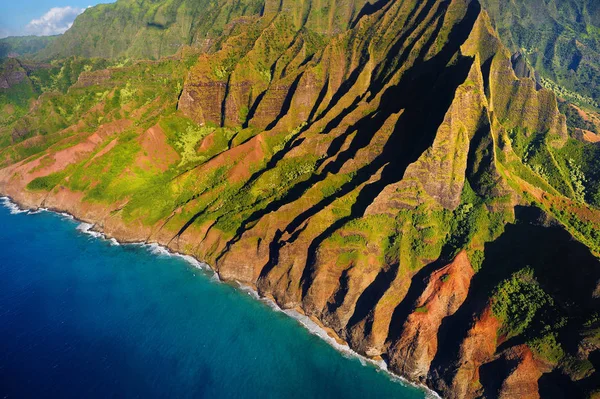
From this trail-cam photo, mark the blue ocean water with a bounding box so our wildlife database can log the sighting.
[0,200,427,399]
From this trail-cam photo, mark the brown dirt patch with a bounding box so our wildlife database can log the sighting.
[134,124,180,171]
[226,134,265,182]
[0,120,132,189]
[198,131,215,152]
[577,128,600,143]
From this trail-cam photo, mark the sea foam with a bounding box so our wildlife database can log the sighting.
[0,196,439,398]
[142,243,215,277]
[76,222,104,239]
[234,282,441,398]
[0,197,29,214]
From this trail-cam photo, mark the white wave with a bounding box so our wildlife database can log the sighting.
[284,308,355,358]
[0,195,440,397]
[237,283,261,298]
[233,281,441,398]
[76,222,93,232]
[76,222,104,239]
[58,212,74,220]
[235,282,357,360]
[177,254,211,273]
[128,241,147,248]
[145,242,171,256]
[28,207,48,215]
[140,242,215,274]
[289,306,441,397]
[0,196,28,214]
[235,283,282,313]
[282,307,440,393]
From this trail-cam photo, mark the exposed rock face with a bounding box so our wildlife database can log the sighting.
[388,251,475,381]
[434,306,501,399]
[73,69,111,88]
[495,346,546,399]
[0,59,26,89]
[1,0,600,398]
[179,79,228,126]
[511,52,541,89]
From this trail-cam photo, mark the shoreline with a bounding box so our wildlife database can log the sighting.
[0,194,442,399]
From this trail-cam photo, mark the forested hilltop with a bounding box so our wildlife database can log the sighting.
[0,36,58,58]
[481,0,600,108]
[1,0,600,398]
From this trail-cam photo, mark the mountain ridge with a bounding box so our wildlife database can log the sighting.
[36,0,376,60]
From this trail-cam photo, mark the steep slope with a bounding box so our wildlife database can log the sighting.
[480,0,600,107]
[0,35,58,58]
[37,0,373,60]
[0,56,113,145]
[1,0,600,398]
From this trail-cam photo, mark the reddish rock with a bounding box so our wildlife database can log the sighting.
[388,251,475,381]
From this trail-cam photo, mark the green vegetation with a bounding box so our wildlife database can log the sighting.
[492,268,554,337]
[560,102,599,134]
[445,181,508,268]
[482,0,600,106]
[529,332,565,364]
[0,53,191,167]
[36,0,356,61]
[0,36,58,58]
[0,56,112,134]
[69,133,142,202]
[160,115,221,166]
[26,171,67,191]
[553,138,600,207]
[492,268,567,363]
[551,205,600,253]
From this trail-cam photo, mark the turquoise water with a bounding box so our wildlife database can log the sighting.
[0,199,427,398]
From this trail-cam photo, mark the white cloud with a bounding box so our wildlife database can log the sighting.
[25,6,86,36]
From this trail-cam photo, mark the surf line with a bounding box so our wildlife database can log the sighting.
[0,195,441,399]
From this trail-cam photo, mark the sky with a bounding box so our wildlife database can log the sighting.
[0,0,115,38]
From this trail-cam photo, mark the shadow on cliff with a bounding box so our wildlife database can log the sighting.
[210,0,469,260]
[479,355,521,398]
[426,206,600,395]
[350,0,394,29]
[296,0,481,306]
[384,258,449,343]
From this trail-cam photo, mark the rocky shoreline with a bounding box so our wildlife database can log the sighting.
[0,193,441,399]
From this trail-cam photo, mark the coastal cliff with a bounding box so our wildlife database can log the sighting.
[1,0,600,397]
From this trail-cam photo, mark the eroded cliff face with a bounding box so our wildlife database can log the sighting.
[1,0,600,398]
[0,59,27,90]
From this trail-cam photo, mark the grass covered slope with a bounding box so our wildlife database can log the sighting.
[0,36,58,58]
[481,0,600,108]
[1,0,600,398]
[37,0,374,60]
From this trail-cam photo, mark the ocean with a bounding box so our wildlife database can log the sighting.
[0,198,427,398]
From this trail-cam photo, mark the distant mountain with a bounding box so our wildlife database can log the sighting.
[0,36,58,58]
[37,0,372,60]
[482,0,600,106]
[36,0,600,107]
